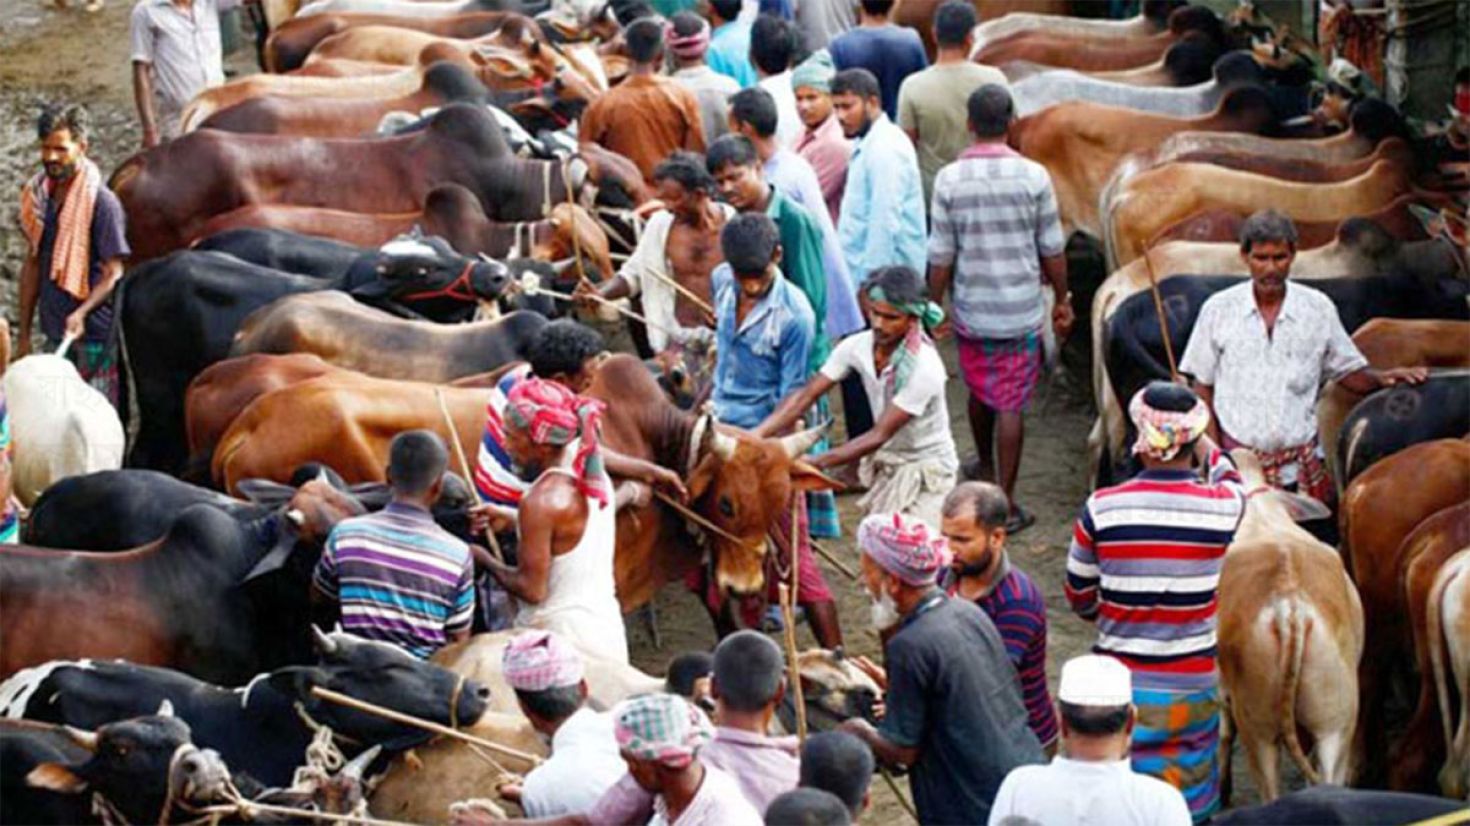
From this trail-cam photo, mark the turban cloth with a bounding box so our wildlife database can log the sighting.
[613,693,713,768]
[792,49,835,93]
[865,282,944,397]
[501,630,585,692]
[1128,385,1211,462]
[857,512,951,587]
[665,18,711,60]
[505,376,611,508]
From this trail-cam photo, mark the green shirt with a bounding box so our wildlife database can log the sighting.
[765,186,829,372]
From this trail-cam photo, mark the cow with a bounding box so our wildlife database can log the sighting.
[1337,371,1470,488]
[888,0,1073,58]
[1150,192,1451,250]
[1010,49,1266,118]
[1213,785,1470,825]
[0,630,490,789]
[1428,547,1470,798]
[2,356,124,508]
[1340,438,1470,783]
[975,0,1183,49]
[974,5,1224,71]
[296,0,506,19]
[180,64,437,135]
[265,11,515,71]
[0,713,232,825]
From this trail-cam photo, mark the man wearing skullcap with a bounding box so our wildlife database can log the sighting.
[1067,381,1246,823]
[791,49,851,226]
[613,693,762,825]
[668,12,740,143]
[840,511,1042,825]
[484,375,629,663]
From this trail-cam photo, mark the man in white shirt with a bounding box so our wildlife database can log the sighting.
[756,265,958,526]
[749,14,802,148]
[989,655,1192,826]
[130,0,239,146]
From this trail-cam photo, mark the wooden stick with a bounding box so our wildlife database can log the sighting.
[651,489,758,552]
[778,582,807,745]
[880,767,920,823]
[789,499,807,743]
[310,687,544,766]
[434,387,504,564]
[810,539,858,581]
[1139,245,1180,381]
[643,265,717,320]
[532,286,684,339]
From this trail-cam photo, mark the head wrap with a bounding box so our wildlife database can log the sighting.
[864,283,943,398]
[1128,384,1210,462]
[666,18,711,60]
[791,49,836,93]
[857,512,952,587]
[505,376,611,508]
[613,693,713,768]
[501,630,586,692]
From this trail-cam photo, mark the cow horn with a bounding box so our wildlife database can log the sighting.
[155,700,175,718]
[341,745,382,781]
[63,727,98,752]
[285,509,306,527]
[708,427,737,462]
[312,625,339,656]
[778,422,830,459]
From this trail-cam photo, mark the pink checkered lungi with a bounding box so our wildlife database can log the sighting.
[957,330,1043,413]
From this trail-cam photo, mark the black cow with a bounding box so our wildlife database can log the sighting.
[116,246,508,473]
[0,631,490,789]
[1337,370,1470,485]
[1212,785,1467,825]
[0,714,231,825]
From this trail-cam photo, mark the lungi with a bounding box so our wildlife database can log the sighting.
[805,395,840,539]
[857,454,957,528]
[956,330,1042,413]
[49,338,119,409]
[1221,432,1334,506]
[0,396,14,545]
[1132,683,1222,824]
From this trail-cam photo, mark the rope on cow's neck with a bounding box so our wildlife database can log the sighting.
[1139,242,1180,381]
[512,271,683,338]
[433,386,505,564]
[880,767,920,823]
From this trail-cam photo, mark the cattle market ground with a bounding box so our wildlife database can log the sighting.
[0,3,1301,821]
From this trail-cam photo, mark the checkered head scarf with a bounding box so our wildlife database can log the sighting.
[1128,382,1211,462]
[505,376,610,508]
[857,512,952,587]
[501,630,585,692]
[613,693,713,769]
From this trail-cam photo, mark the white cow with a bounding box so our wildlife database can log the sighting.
[295,0,492,18]
[3,355,124,507]
[1430,548,1470,799]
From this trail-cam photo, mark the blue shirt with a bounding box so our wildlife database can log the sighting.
[765,150,864,339]
[828,24,928,119]
[707,20,757,89]
[711,265,815,429]
[837,114,927,282]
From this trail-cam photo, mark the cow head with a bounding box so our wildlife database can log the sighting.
[472,29,600,121]
[373,232,513,310]
[686,419,843,596]
[26,713,232,824]
[776,648,882,734]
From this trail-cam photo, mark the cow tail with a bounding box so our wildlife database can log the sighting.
[112,275,140,454]
[1429,559,1462,752]
[1276,597,1321,784]
[212,426,248,492]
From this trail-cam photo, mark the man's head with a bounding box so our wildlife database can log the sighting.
[1238,208,1298,297]
[706,134,767,212]
[706,0,742,26]
[860,266,936,350]
[667,12,712,67]
[830,69,882,139]
[729,86,781,143]
[501,377,600,483]
[799,731,874,819]
[858,0,895,20]
[764,789,852,825]
[613,693,713,793]
[720,212,782,298]
[711,630,785,718]
[750,14,796,78]
[665,651,715,712]
[37,103,89,182]
[502,631,588,737]
[654,151,718,222]
[933,0,977,52]
[1128,381,1209,467]
[1057,655,1135,761]
[792,50,837,129]
[625,17,666,66]
[940,481,1009,580]
[385,430,448,503]
[528,319,606,392]
[967,83,1014,141]
[857,512,951,631]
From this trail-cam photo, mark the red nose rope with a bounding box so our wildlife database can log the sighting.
[401,260,480,304]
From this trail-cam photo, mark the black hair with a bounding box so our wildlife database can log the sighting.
[1457,67,1470,85]
[859,265,927,307]
[705,133,762,174]
[750,14,796,76]
[1211,51,1265,88]
[37,103,89,142]
[764,789,852,826]
[712,630,783,711]
[514,684,583,722]
[614,1,655,25]
[1166,5,1225,45]
[528,319,605,378]
[830,68,880,101]
[1348,96,1408,143]
[1060,701,1131,736]
[1162,34,1222,86]
[858,0,894,17]
[720,212,780,275]
[941,481,1010,530]
[1142,0,1187,25]
[967,83,1014,138]
[708,0,742,22]
[729,87,780,138]
[933,0,977,48]
[654,150,718,195]
[1237,208,1298,252]
[799,732,874,816]
[625,18,666,64]
[670,10,706,38]
[1139,380,1202,414]
[665,651,714,697]
[387,430,449,496]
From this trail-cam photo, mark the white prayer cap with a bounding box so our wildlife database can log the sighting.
[1057,655,1132,707]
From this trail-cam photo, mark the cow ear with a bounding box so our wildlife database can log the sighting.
[789,460,844,493]
[347,482,392,510]
[27,764,88,794]
[237,478,296,506]
[473,50,532,80]
[686,456,717,501]
[1272,490,1333,523]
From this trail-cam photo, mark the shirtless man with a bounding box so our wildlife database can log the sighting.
[578,152,733,353]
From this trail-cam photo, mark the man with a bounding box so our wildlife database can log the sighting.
[764,790,851,826]
[756,266,958,526]
[989,655,1192,826]
[799,731,874,821]
[1178,209,1426,504]
[667,12,740,144]
[312,430,473,659]
[927,84,1071,534]
[705,0,756,88]
[827,0,927,119]
[1066,382,1247,823]
[665,651,715,712]
[897,0,1009,202]
[938,482,1058,752]
[832,69,926,283]
[578,155,732,354]
[131,0,239,145]
[840,512,1043,825]
[483,376,628,663]
[794,0,853,53]
[749,15,801,148]
[791,50,851,226]
[0,321,14,545]
[17,104,129,407]
[579,17,705,183]
[612,693,762,825]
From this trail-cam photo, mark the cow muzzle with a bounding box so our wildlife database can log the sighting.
[714,537,770,597]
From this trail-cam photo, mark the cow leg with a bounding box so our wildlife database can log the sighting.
[636,603,661,651]
[1219,696,1235,808]
[1316,729,1352,787]
[1243,731,1282,803]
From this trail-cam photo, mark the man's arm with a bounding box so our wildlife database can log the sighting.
[485,477,579,604]
[1192,382,1220,444]
[839,717,920,767]
[602,448,687,499]
[63,258,124,341]
[1336,366,1430,394]
[777,314,814,402]
[132,62,160,149]
[1063,504,1101,620]
[925,177,957,338]
[1041,253,1072,340]
[755,372,836,438]
[813,404,912,469]
[16,252,40,357]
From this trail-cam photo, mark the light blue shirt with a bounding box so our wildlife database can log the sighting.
[707,20,757,89]
[765,149,865,339]
[711,264,815,429]
[837,113,927,283]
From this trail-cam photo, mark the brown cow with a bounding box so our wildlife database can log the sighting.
[1341,438,1470,782]
[264,10,514,71]
[1428,547,1470,798]
[894,0,1072,58]
[1149,192,1449,249]
[975,0,1180,49]
[180,64,431,133]
[973,5,1222,71]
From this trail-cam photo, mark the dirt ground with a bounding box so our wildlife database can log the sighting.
[0,2,1297,821]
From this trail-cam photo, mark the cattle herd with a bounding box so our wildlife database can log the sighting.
[1,0,1468,823]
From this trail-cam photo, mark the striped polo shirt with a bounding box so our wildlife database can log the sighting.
[1065,450,1246,691]
[313,502,475,659]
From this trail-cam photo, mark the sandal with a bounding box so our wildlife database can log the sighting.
[1005,506,1036,535]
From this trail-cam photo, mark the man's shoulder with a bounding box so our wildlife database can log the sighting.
[93,186,127,224]
[1198,280,1253,315]
[999,565,1046,611]
[1285,281,1339,314]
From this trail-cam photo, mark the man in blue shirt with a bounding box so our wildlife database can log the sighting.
[704,0,756,88]
[828,0,928,118]
[832,68,926,283]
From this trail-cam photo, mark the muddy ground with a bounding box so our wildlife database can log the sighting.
[0,2,1300,821]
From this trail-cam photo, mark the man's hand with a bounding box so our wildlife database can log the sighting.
[141,125,160,150]
[63,309,86,343]
[1380,366,1429,386]
[468,503,516,536]
[1051,298,1075,342]
[931,319,953,341]
[572,279,601,311]
[851,654,888,690]
[448,799,507,826]
[16,333,31,358]
[494,780,524,803]
[639,463,687,501]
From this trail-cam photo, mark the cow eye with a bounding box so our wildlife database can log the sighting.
[717,497,734,518]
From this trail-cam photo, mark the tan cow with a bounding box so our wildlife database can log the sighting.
[1430,548,1470,798]
[1218,451,1363,801]
[974,2,1177,50]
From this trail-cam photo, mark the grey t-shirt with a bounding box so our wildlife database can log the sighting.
[879,594,1044,825]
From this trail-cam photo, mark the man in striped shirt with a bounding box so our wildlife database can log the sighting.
[1065,382,1245,823]
[312,430,475,659]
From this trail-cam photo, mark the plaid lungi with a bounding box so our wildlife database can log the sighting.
[805,395,840,539]
[49,339,119,409]
[1132,684,1222,824]
[956,330,1042,413]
